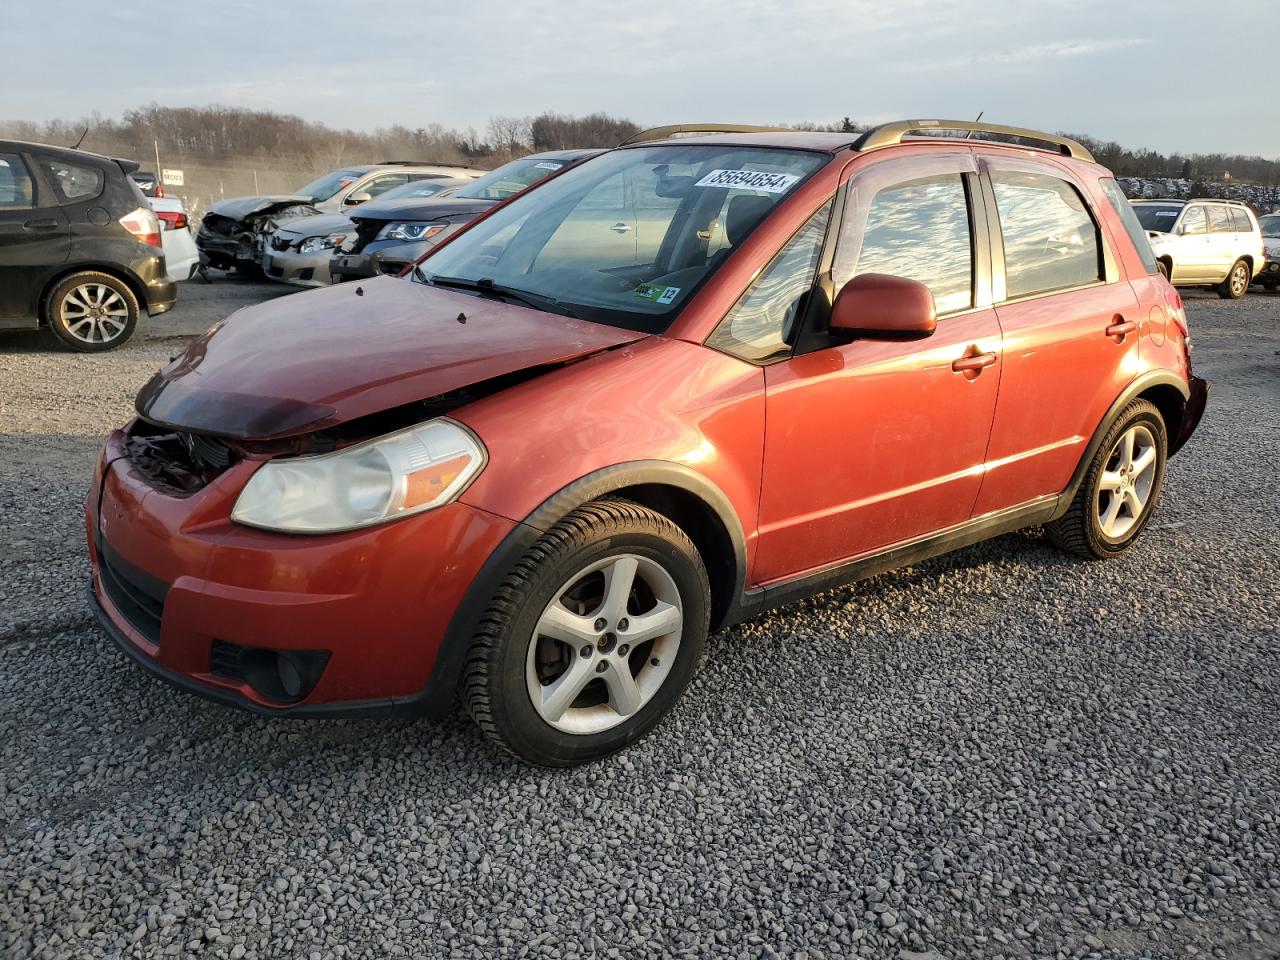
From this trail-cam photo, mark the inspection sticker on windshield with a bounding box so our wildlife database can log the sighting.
[694,169,801,194]
[633,283,681,304]
[534,161,563,170]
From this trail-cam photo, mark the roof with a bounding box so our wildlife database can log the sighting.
[621,130,854,152]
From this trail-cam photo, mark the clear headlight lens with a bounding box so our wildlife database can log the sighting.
[378,221,449,243]
[232,419,486,534]
[299,233,350,254]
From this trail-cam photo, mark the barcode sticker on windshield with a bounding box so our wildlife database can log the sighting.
[695,169,801,194]
[534,162,563,170]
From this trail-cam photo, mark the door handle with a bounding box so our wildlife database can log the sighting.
[610,222,632,235]
[1105,317,1138,342]
[23,218,59,231]
[952,352,998,373]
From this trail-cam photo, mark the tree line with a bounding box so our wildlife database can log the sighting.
[1,105,1276,186]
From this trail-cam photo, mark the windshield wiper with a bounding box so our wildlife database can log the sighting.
[425,274,577,318]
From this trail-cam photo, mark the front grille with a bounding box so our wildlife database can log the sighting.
[351,218,381,254]
[124,423,239,496]
[98,539,167,644]
[209,640,246,682]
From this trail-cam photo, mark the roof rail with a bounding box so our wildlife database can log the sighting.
[377,160,475,168]
[619,123,792,146]
[852,119,1095,162]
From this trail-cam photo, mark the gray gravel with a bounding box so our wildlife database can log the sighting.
[2,284,1278,959]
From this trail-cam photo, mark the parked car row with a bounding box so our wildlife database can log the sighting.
[86,120,1208,765]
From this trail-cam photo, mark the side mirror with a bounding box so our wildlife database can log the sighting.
[828,274,937,341]
[345,191,372,206]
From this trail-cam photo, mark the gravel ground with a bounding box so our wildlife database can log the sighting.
[1,283,1278,960]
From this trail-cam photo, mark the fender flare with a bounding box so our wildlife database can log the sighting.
[1053,371,1191,517]
[415,461,750,717]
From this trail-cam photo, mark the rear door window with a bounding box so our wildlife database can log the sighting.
[1207,206,1234,233]
[0,153,34,208]
[991,170,1101,299]
[39,158,104,203]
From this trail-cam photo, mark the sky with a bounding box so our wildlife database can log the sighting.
[5,0,1275,159]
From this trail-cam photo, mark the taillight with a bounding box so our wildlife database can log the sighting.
[156,210,189,231]
[155,183,164,198]
[119,207,162,248]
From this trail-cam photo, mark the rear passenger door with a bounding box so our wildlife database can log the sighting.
[970,153,1141,516]
[0,151,69,321]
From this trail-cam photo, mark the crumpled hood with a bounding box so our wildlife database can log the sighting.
[135,276,645,440]
[273,212,355,238]
[351,195,496,224]
[208,195,316,222]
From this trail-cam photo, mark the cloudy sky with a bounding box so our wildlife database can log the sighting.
[7,0,1275,157]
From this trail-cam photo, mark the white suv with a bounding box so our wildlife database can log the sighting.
[1131,199,1265,299]
[1256,213,1280,291]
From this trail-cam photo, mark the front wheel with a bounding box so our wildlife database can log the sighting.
[1217,259,1250,299]
[1046,399,1167,559]
[464,499,710,766]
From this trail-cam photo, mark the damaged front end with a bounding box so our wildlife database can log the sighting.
[196,197,322,273]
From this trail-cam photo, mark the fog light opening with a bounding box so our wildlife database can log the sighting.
[231,645,330,704]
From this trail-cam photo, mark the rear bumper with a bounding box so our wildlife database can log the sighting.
[86,432,515,717]
[1171,374,1209,455]
[132,251,177,315]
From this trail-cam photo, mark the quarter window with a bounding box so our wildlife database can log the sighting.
[1100,179,1157,275]
[992,171,1101,299]
[40,158,104,203]
[847,174,973,314]
[1228,208,1254,232]
[706,201,833,364]
[1207,206,1234,233]
[0,153,34,208]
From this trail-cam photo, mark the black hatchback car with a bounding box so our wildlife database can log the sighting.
[0,141,175,352]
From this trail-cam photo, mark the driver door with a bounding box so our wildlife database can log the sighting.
[753,153,1002,584]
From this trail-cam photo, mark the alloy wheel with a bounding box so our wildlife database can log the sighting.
[60,283,130,344]
[1231,262,1248,297]
[525,553,683,735]
[1095,423,1158,540]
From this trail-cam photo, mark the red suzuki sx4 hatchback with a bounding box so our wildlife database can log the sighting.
[88,121,1207,765]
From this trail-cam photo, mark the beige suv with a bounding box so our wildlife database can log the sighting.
[1131,198,1265,298]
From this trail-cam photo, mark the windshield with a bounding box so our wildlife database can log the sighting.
[295,168,362,202]
[1260,215,1280,239]
[376,179,459,202]
[453,156,580,202]
[1132,203,1184,233]
[417,145,828,333]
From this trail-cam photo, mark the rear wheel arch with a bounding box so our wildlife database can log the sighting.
[39,263,147,325]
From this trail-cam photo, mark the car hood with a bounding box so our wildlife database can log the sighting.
[352,195,497,224]
[135,276,646,441]
[274,212,355,238]
[208,195,316,222]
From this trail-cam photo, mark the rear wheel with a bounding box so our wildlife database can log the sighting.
[1217,258,1250,299]
[46,272,139,352]
[1046,400,1167,559]
[464,499,709,766]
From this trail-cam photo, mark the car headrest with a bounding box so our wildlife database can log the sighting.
[725,194,773,246]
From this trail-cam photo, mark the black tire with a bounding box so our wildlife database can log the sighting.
[1045,399,1167,560]
[464,499,710,766]
[1216,258,1250,299]
[45,271,139,352]
[1156,259,1170,280]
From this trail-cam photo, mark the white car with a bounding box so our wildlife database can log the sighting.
[1256,213,1280,291]
[1131,199,1265,299]
[148,196,199,282]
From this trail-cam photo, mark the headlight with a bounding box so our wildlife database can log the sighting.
[299,234,350,255]
[231,419,486,534]
[378,221,449,243]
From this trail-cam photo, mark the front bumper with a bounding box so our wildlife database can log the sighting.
[1252,259,1279,285]
[263,246,337,287]
[86,429,515,716]
[331,238,432,283]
